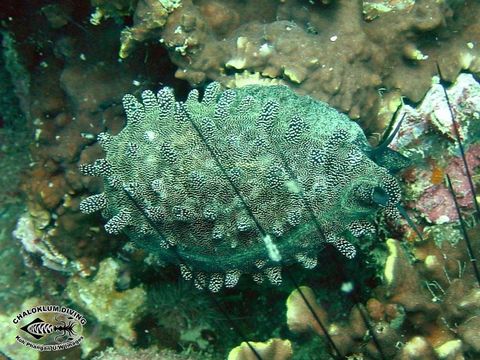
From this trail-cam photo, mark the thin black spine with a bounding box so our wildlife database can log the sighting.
[373,113,406,153]
[446,174,480,287]
[396,204,423,241]
[436,63,479,287]
[436,63,480,221]
[123,190,264,360]
[353,299,387,360]
[442,87,480,221]
[283,269,343,359]
[184,105,343,359]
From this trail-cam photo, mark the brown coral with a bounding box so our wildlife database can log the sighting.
[5,0,183,280]
[286,231,480,359]
[121,0,480,132]
[228,338,293,360]
[283,74,480,359]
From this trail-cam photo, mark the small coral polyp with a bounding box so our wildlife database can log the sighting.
[80,82,403,291]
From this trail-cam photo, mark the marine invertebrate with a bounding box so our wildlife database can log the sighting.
[5,0,183,283]
[4,1,479,357]
[278,74,480,359]
[80,82,407,292]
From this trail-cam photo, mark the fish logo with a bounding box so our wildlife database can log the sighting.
[20,316,78,342]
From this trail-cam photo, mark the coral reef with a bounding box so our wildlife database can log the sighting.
[120,0,480,129]
[2,0,480,358]
[286,233,480,359]
[2,2,221,357]
[391,73,480,225]
[117,0,182,59]
[281,74,480,359]
[228,338,293,360]
[90,0,137,25]
[66,257,147,352]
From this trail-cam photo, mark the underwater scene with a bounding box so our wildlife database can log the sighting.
[1,1,480,359]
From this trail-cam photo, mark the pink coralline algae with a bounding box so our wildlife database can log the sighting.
[391,73,480,225]
[416,144,480,224]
